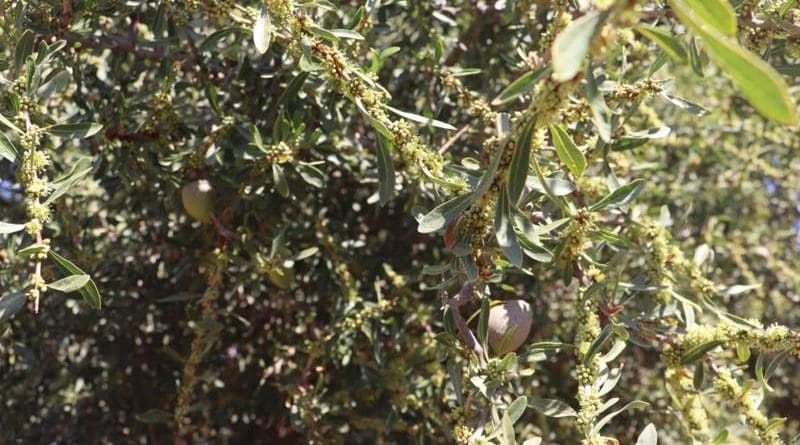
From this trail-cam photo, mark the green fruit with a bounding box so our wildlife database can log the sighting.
[488,299,533,355]
[267,266,295,290]
[181,180,214,223]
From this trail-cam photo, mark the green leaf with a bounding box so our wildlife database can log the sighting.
[756,353,774,392]
[0,292,25,323]
[17,243,46,258]
[549,125,586,177]
[670,0,797,125]
[15,29,35,72]
[385,105,456,131]
[585,67,611,142]
[525,176,576,197]
[693,362,705,390]
[308,25,340,43]
[0,221,26,234]
[272,163,289,197]
[0,131,18,163]
[417,192,474,233]
[296,163,325,188]
[199,27,238,52]
[551,10,608,82]
[635,424,658,445]
[669,0,736,37]
[48,250,102,310]
[0,113,23,134]
[660,94,709,116]
[528,396,577,418]
[473,138,509,200]
[528,341,575,352]
[492,65,551,105]
[593,401,649,433]
[47,274,91,293]
[635,25,688,64]
[355,98,393,140]
[508,119,535,203]
[495,186,524,267]
[376,137,395,206]
[329,28,365,40]
[135,409,172,424]
[501,412,516,445]
[45,157,94,204]
[590,178,646,211]
[680,340,724,365]
[582,324,614,366]
[688,37,705,77]
[278,72,309,107]
[478,297,490,349]
[45,122,104,139]
[709,430,729,444]
[507,396,527,424]
[253,6,273,54]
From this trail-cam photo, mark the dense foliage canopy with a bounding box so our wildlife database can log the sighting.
[2,0,800,443]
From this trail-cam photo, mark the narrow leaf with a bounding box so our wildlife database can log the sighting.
[46,122,103,139]
[635,25,688,64]
[48,250,102,310]
[376,137,395,206]
[0,292,26,323]
[47,274,91,293]
[417,193,474,233]
[45,157,94,204]
[552,11,607,82]
[0,221,26,234]
[495,186,524,267]
[661,93,708,116]
[386,105,456,131]
[0,132,18,163]
[636,423,658,445]
[492,65,551,105]
[680,340,724,365]
[507,119,535,203]
[670,0,736,36]
[670,0,797,124]
[253,6,273,54]
[549,125,586,177]
[528,397,577,418]
[590,178,646,211]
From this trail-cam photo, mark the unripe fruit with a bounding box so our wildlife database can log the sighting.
[181,179,214,223]
[487,299,532,355]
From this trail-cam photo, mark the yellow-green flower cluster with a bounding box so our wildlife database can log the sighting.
[630,218,714,304]
[441,71,497,126]
[264,4,447,180]
[665,367,710,437]
[573,285,603,443]
[663,322,798,369]
[175,248,226,426]
[607,78,662,107]
[714,368,785,445]
[561,208,596,264]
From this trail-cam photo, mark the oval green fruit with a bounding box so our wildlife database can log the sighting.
[488,299,533,355]
[181,179,214,223]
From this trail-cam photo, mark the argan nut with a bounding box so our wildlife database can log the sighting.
[488,299,533,355]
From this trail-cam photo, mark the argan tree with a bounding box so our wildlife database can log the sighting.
[2,0,800,444]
